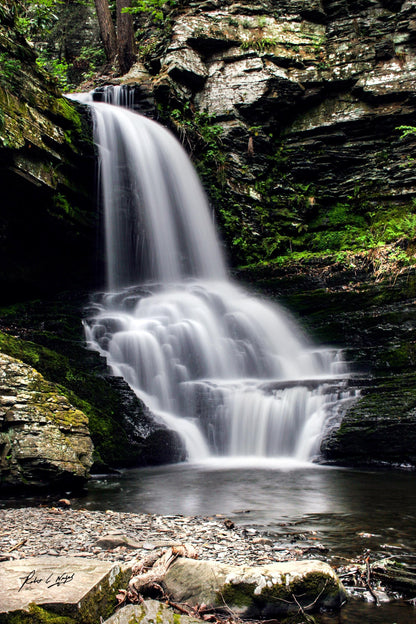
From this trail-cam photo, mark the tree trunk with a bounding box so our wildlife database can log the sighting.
[116,0,136,74]
[93,0,117,64]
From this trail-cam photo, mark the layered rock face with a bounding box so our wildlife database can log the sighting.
[122,0,416,265]
[0,0,96,302]
[0,352,93,489]
[112,0,416,468]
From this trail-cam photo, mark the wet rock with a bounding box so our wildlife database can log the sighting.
[0,1,95,302]
[163,557,346,616]
[0,353,93,490]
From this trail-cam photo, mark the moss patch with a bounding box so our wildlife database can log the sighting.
[0,328,139,468]
[219,582,257,608]
[3,604,76,624]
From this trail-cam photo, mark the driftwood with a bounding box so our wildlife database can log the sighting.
[339,552,416,601]
[371,558,416,595]
[127,544,198,601]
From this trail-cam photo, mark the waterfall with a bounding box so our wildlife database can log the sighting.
[76,91,356,463]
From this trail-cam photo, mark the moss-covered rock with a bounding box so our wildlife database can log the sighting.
[162,558,346,617]
[321,374,416,468]
[0,294,186,480]
[102,600,202,624]
[0,352,93,490]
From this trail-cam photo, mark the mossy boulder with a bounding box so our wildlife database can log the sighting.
[103,600,202,624]
[162,558,346,617]
[0,294,186,478]
[0,352,93,490]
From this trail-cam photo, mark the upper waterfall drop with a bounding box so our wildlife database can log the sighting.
[93,102,227,290]
[78,92,356,463]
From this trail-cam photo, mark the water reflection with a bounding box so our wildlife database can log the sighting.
[77,463,416,560]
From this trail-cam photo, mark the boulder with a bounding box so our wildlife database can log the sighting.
[163,557,346,617]
[103,600,201,624]
[0,352,93,490]
[0,556,130,623]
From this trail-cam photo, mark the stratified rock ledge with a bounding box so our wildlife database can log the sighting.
[0,353,93,490]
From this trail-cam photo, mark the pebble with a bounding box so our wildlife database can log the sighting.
[0,507,324,566]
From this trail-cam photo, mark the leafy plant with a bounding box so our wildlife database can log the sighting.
[0,53,23,87]
[122,0,177,24]
[397,125,416,139]
[16,0,61,39]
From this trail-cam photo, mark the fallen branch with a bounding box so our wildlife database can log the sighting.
[364,555,380,605]
[128,544,198,602]
[291,593,317,624]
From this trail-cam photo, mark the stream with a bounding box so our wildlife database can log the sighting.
[76,460,416,623]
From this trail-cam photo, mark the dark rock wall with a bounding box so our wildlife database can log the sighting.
[0,0,98,303]
[238,259,416,469]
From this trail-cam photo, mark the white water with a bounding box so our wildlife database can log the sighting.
[79,95,356,462]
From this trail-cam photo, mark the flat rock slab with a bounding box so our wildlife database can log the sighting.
[0,556,129,622]
[103,600,201,624]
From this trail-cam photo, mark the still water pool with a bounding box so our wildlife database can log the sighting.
[75,459,416,623]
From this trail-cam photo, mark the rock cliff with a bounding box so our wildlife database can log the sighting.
[102,0,416,469]
[114,0,416,268]
[0,352,93,489]
[0,0,97,303]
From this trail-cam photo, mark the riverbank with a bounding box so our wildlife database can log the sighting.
[0,505,349,623]
[0,506,325,567]
[1,503,416,624]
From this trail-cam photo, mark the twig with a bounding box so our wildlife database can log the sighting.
[7,539,26,553]
[302,580,329,611]
[291,593,316,624]
[364,555,380,605]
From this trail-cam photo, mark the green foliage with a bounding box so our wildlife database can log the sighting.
[36,53,71,90]
[0,53,23,88]
[240,37,278,51]
[16,0,104,90]
[123,0,177,24]
[397,125,416,139]
[16,0,61,40]
[170,104,226,181]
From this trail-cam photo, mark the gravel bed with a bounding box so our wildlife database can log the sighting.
[0,506,324,566]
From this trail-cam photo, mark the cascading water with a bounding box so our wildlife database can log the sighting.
[78,91,356,463]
